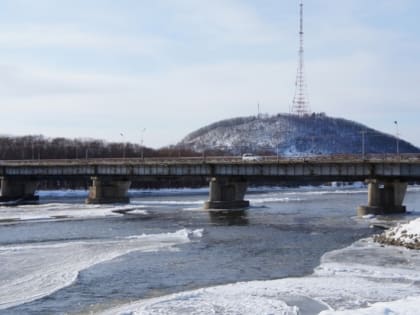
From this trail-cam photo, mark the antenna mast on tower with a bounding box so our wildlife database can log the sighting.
[291,0,311,116]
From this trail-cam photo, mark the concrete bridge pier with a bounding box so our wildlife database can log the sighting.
[204,177,250,210]
[358,180,407,216]
[86,177,131,204]
[0,177,39,202]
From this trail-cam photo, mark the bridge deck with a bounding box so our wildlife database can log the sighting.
[0,154,420,181]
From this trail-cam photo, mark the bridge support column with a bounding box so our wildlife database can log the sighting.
[86,177,131,204]
[204,177,249,210]
[0,177,39,202]
[358,180,407,216]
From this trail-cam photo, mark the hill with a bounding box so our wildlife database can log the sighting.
[178,113,420,156]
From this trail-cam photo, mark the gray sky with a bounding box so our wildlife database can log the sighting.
[0,0,419,148]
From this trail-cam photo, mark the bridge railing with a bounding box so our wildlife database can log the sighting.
[0,153,419,166]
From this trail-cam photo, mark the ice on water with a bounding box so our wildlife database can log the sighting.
[0,202,151,222]
[103,225,420,315]
[2,187,420,314]
[0,229,199,310]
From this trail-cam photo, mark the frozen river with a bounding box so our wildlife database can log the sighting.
[1,185,420,314]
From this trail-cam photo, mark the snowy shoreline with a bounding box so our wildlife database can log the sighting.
[373,217,420,250]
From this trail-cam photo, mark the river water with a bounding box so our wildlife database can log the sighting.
[1,185,419,314]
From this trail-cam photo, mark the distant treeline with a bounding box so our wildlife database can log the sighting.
[0,135,229,160]
[0,135,219,189]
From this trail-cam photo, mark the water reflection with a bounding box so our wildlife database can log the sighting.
[208,209,249,226]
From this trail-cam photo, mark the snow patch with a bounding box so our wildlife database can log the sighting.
[374,217,420,249]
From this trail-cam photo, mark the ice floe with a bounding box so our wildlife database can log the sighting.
[0,203,150,223]
[0,229,201,310]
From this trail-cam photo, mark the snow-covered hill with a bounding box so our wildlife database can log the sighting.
[178,113,420,156]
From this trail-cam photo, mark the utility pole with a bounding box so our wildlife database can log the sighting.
[394,121,400,155]
[140,128,146,160]
[120,133,126,159]
[361,130,367,159]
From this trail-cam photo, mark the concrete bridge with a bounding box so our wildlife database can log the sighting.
[1,154,420,216]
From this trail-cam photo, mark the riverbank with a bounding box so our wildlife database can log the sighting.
[374,217,420,249]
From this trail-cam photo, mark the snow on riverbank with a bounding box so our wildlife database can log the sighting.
[374,217,420,249]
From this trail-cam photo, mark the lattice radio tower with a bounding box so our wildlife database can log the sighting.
[291,0,311,116]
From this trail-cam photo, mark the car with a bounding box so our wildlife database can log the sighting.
[242,153,262,161]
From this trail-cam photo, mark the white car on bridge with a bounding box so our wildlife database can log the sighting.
[242,153,262,161]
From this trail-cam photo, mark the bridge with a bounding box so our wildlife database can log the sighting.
[1,154,420,216]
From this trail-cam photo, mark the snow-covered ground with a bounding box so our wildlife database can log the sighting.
[101,219,420,315]
[374,217,420,249]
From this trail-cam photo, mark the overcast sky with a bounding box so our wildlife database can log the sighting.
[0,0,419,148]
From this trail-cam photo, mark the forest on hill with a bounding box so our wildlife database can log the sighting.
[179,113,420,155]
